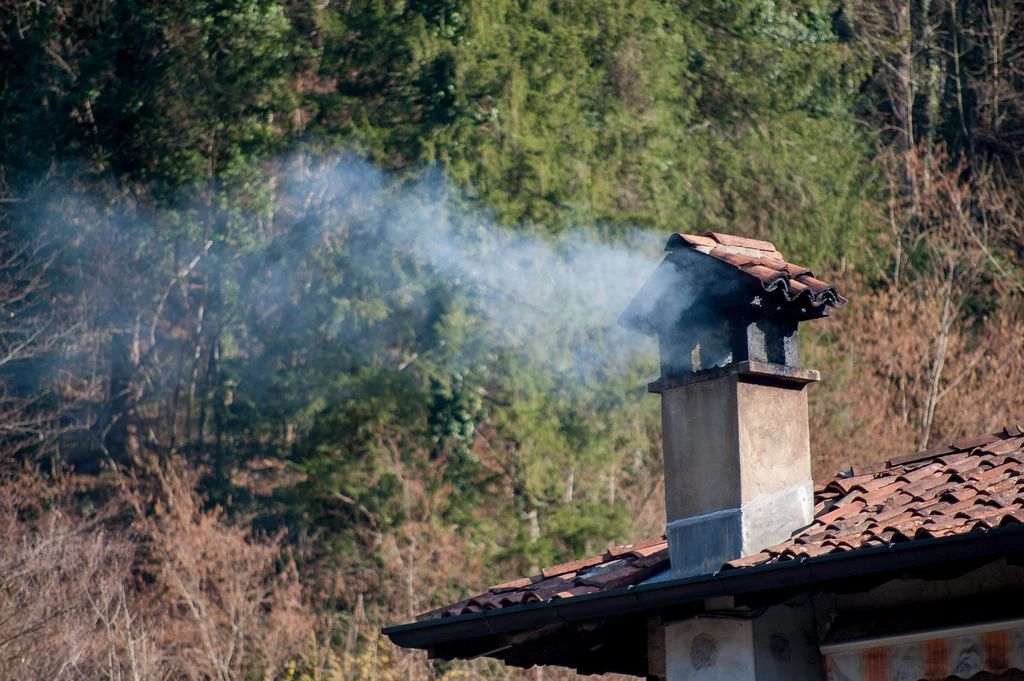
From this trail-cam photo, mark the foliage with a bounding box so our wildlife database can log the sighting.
[1,0,1024,678]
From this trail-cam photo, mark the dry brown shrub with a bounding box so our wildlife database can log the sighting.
[128,462,316,681]
[0,459,327,681]
[0,468,168,680]
[809,148,1024,475]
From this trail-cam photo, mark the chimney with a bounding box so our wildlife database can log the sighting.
[620,232,845,578]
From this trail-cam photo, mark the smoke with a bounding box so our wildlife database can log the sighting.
[17,153,674,411]
[270,155,667,381]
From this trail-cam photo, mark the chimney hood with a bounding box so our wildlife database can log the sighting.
[621,232,845,578]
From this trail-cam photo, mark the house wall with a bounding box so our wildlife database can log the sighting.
[661,601,822,681]
[652,561,1024,681]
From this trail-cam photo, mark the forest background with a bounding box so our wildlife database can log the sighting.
[1,0,1023,678]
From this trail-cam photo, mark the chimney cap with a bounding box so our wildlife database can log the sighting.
[666,232,847,310]
[619,232,847,338]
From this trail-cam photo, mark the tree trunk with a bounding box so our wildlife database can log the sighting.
[105,325,141,468]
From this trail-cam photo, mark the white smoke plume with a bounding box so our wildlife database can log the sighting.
[280,156,668,379]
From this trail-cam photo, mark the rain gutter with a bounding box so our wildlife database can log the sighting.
[382,523,1024,650]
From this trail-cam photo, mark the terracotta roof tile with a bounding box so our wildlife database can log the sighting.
[720,425,1024,572]
[541,554,606,578]
[705,232,778,252]
[677,234,718,250]
[489,577,534,594]
[417,424,1024,622]
[953,433,1002,450]
[416,539,669,621]
[980,435,1024,455]
[662,232,846,310]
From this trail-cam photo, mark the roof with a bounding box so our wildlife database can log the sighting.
[666,232,848,310]
[419,423,1024,621]
[416,537,670,621]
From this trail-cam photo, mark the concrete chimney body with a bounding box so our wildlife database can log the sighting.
[651,361,818,577]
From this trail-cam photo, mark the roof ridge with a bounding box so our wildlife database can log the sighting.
[884,426,1023,470]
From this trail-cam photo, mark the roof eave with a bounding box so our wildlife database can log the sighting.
[382,523,1024,650]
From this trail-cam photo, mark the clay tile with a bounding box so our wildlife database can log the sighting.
[937,452,971,465]
[417,603,459,621]
[940,487,978,504]
[974,461,1020,484]
[896,462,945,484]
[819,500,867,526]
[466,594,502,610]
[871,508,916,526]
[952,433,1002,451]
[902,473,954,496]
[489,576,534,593]
[890,444,956,467]
[1005,424,1024,437]
[551,586,600,600]
[981,436,1024,456]
[744,264,787,284]
[858,480,909,503]
[852,461,889,477]
[802,543,840,558]
[814,477,836,491]
[982,477,1018,495]
[941,497,985,515]
[796,276,834,295]
[786,278,810,293]
[780,262,813,278]
[957,504,1009,522]
[909,475,954,501]
[825,474,876,495]
[705,232,778,252]
[631,543,669,558]
[722,552,773,570]
[527,574,577,593]
[764,537,803,554]
[713,251,765,269]
[541,554,606,579]
[946,456,986,473]
[983,478,1019,496]
[676,234,718,249]
[743,257,788,273]
[986,492,1019,509]
[1000,510,1024,525]
[918,524,972,540]
[921,514,968,531]
[606,544,635,558]
[632,552,671,569]
[851,476,901,494]
[496,594,523,608]
[883,516,930,536]
[794,530,829,546]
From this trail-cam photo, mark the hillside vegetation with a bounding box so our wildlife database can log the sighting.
[1,0,1023,678]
